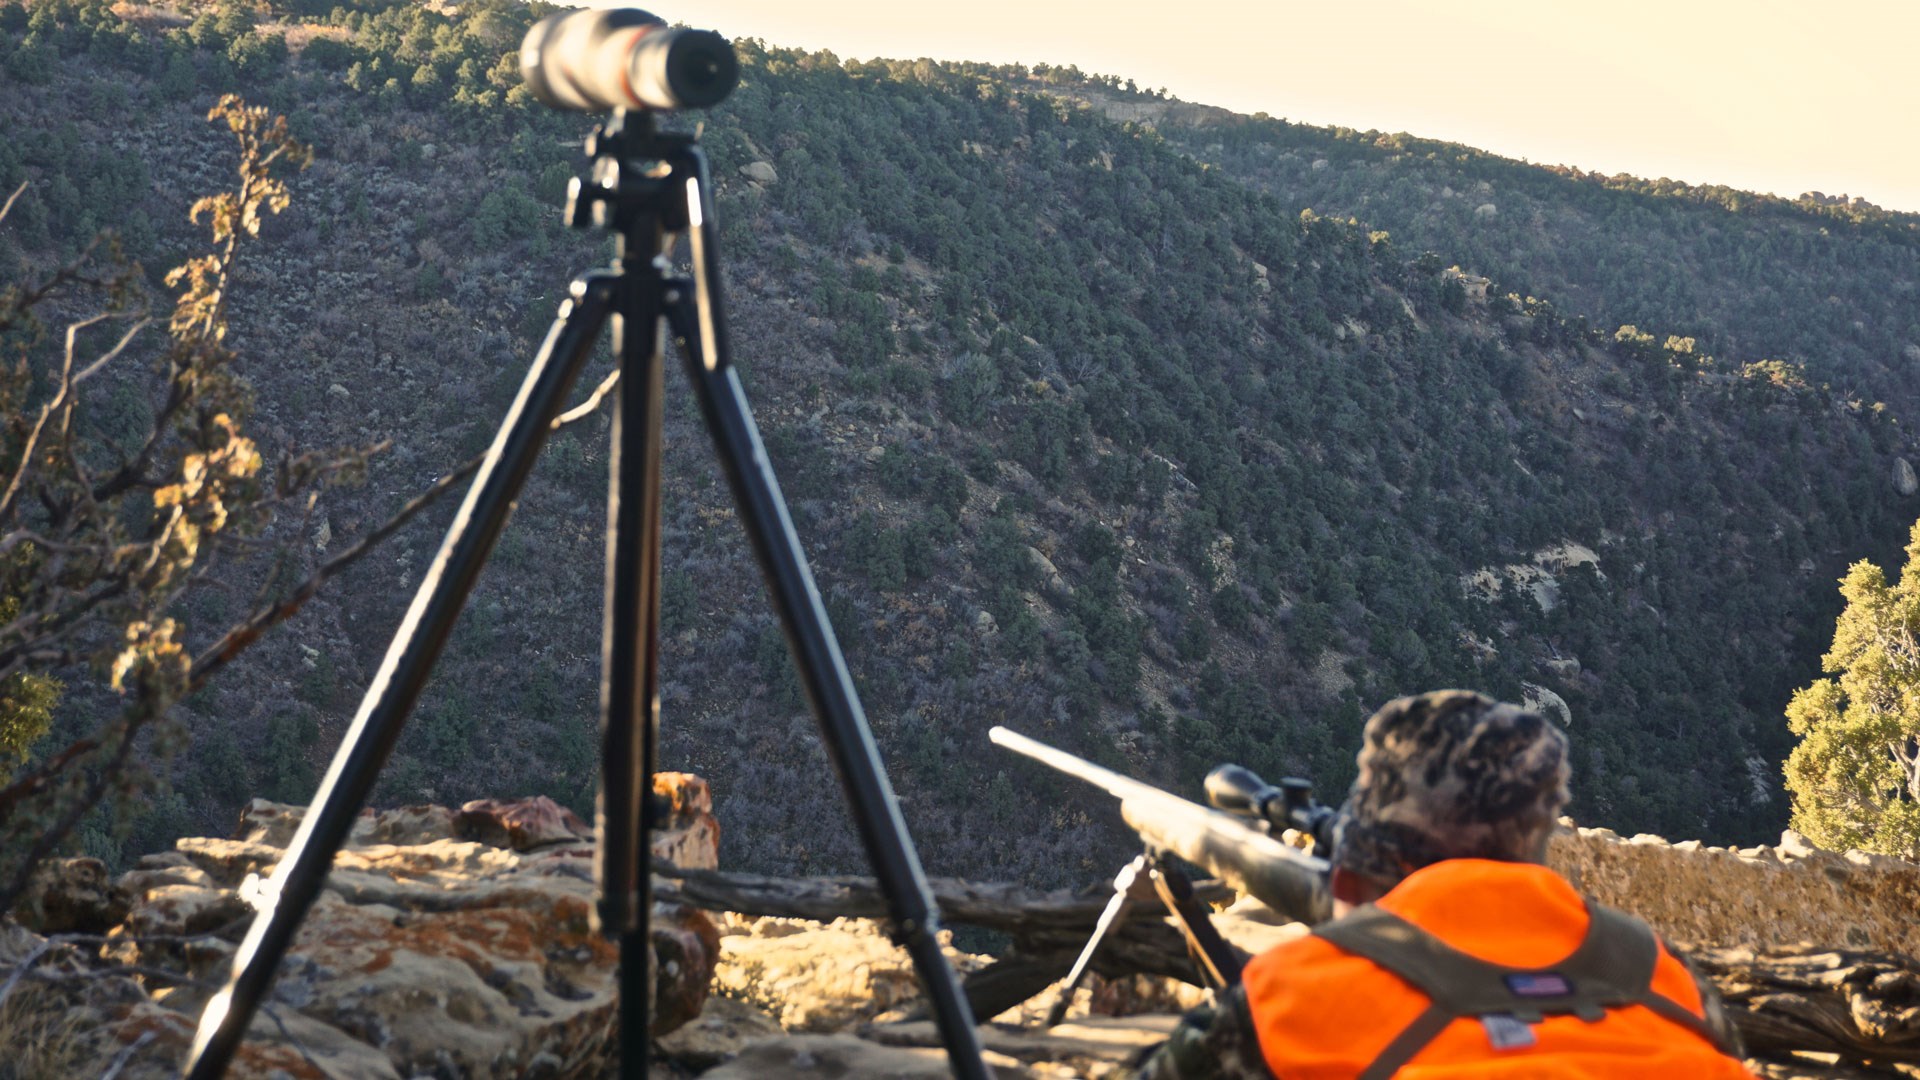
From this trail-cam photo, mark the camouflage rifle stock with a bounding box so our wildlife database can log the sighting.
[989,727,1333,926]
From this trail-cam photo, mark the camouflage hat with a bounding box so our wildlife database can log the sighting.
[1330,690,1570,885]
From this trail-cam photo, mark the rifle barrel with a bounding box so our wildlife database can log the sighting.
[989,726,1164,802]
[989,726,1333,925]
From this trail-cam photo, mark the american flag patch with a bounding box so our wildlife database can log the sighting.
[1504,972,1573,997]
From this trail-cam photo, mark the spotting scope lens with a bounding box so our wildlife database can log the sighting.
[519,8,740,113]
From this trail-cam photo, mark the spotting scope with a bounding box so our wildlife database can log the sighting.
[519,8,739,112]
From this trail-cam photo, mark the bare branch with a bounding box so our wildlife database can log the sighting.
[555,368,620,426]
[0,182,25,226]
[188,375,622,689]
[73,316,153,385]
[100,1031,157,1080]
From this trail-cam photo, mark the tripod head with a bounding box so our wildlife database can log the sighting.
[561,111,697,239]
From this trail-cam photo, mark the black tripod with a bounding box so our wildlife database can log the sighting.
[183,111,992,1079]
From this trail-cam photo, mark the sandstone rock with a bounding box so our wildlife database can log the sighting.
[1547,825,1920,957]
[454,794,591,850]
[654,771,721,871]
[235,798,457,850]
[64,786,726,1078]
[11,856,130,933]
[656,994,783,1070]
[703,1033,1031,1080]
[648,908,722,1037]
[739,160,778,183]
[715,918,929,1031]
[712,916,988,1032]
[1894,456,1918,496]
[1474,202,1498,219]
[872,1015,1181,1076]
[111,999,404,1080]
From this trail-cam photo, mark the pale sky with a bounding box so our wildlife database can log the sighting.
[639,0,1920,213]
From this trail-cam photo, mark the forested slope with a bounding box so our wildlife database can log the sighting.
[1128,101,1920,424]
[2,0,1915,887]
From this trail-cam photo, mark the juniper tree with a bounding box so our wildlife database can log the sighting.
[1784,520,1920,858]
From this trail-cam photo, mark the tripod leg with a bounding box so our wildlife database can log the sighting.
[597,268,670,1080]
[184,276,618,1079]
[662,151,993,1080]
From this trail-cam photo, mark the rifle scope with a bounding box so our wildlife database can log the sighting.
[1206,764,1339,852]
[519,8,739,113]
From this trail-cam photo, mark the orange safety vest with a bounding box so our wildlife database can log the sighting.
[1240,859,1756,1079]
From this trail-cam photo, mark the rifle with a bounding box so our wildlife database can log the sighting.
[988,726,1335,1022]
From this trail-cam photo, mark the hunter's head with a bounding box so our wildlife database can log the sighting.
[1330,689,1569,898]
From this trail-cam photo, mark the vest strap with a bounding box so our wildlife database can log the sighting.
[1355,1003,1452,1080]
[1312,898,1732,1073]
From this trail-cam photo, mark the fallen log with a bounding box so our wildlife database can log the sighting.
[653,863,1231,933]
[1689,944,1920,1070]
[653,864,1227,1018]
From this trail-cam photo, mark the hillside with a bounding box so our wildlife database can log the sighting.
[1127,98,1920,425]
[2,0,1918,890]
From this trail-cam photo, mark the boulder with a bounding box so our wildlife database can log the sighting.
[454,793,591,850]
[10,856,130,933]
[1521,681,1572,728]
[654,771,722,871]
[1473,202,1498,219]
[739,160,778,184]
[1894,456,1918,496]
[1026,545,1070,594]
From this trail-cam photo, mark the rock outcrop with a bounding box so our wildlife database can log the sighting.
[1895,456,1918,497]
[1548,824,1920,956]
[4,778,720,1078]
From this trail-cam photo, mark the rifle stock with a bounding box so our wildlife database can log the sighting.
[990,727,1333,925]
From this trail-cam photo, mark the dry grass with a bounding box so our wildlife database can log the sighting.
[0,984,96,1080]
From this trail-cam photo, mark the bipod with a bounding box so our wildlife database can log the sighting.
[1045,851,1244,1026]
[182,110,992,1079]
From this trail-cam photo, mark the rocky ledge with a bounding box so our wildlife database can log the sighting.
[2,777,721,1079]
[6,793,1920,1078]
[1548,822,1920,957]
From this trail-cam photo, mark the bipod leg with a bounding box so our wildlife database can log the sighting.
[1046,855,1154,1027]
[660,148,992,1079]
[184,277,618,1079]
[1147,861,1244,990]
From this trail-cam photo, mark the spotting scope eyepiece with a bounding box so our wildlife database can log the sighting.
[519,8,739,113]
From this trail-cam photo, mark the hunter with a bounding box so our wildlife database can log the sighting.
[1135,689,1755,1079]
